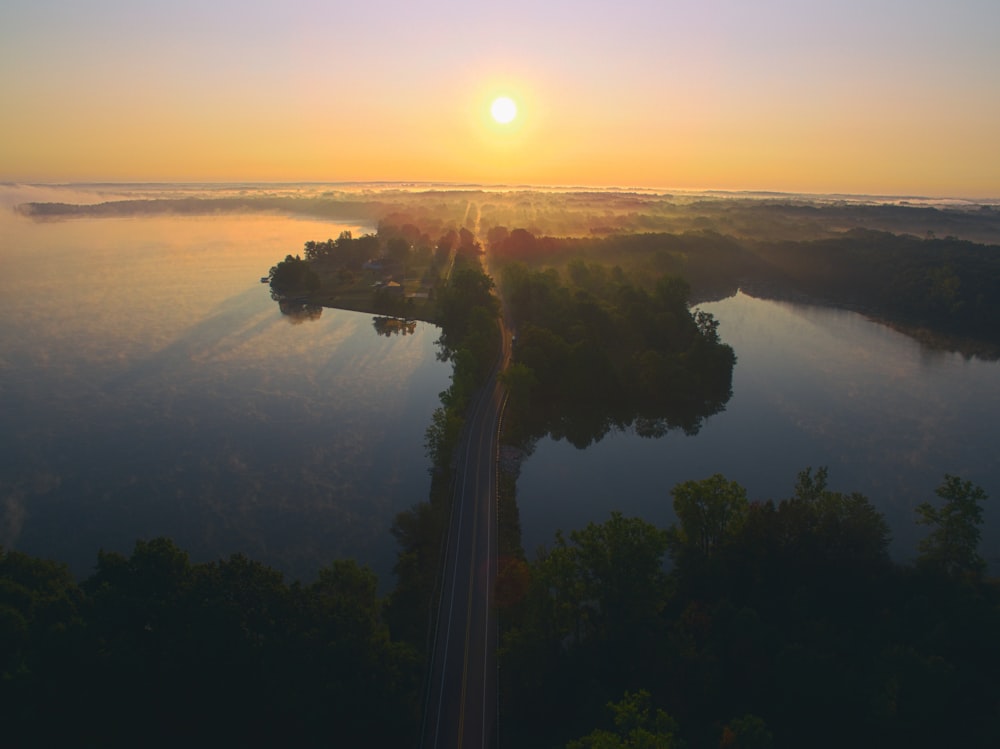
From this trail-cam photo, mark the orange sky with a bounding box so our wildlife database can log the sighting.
[2,0,999,198]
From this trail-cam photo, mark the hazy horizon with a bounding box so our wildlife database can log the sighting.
[3,1,999,198]
[5,181,998,207]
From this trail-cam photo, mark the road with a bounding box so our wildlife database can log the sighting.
[421,316,512,749]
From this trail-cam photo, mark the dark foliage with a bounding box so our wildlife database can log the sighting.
[499,260,735,448]
[500,471,999,749]
[301,230,381,271]
[268,253,320,296]
[751,230,1000,346]
[424,255,501,468]
[0,540,421,748]
[491,227,1000,356]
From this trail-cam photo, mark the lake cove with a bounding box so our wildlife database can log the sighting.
[515,291,1000,569]
[0,202,451,587]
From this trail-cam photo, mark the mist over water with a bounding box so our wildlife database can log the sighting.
[3,184,999,584]
[0,188,450,585]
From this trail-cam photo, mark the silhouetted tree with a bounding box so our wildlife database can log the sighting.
[567,690,684,749]
[268,254,320,295]
[916,474,989,576]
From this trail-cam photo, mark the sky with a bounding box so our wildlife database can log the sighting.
[2,0,999,197]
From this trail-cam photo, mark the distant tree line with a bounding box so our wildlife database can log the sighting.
[489,227,1000,356]
[21,192,1000,245]
[750,230,1000,347]
[499,470,997,749]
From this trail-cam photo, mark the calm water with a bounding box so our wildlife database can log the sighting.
[517,292,1000,568]
[3,187,999,584]
[0,189,451,585]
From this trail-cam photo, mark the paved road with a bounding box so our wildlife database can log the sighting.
[421,323,511,749]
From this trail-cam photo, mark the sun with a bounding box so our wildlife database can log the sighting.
[490,96,517,124]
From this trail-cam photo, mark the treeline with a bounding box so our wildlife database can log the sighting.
[389,250,502,674]
[751,230,1000,346]
[492,227,756,300]
[423,253,501,467]
[19,189,1000,245]
[490,226,1000,355]
[499,470,998,748]
[499,260,736,448]
[16,196,387,222]
[0,540,421,747]
[267,224,485,320]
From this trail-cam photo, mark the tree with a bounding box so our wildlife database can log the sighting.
[567,690,685,749]
[435,266,498,344]
[916,474,989,576]
[499,362,538,408]
[268,254,320,295]
[458,226,479,252]
[487,225,510,248]
[555,513,669,646]
[668,474,748,560]
[788,466,891,567]
[386,236,410,265]
[720,714,773,749]
[424,405,464,467]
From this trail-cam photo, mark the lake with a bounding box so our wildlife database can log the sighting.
[0,187,452,586]
[516,291,1000,569]
[3,185,998,585]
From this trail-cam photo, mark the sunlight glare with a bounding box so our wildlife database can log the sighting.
[491,97,517,124]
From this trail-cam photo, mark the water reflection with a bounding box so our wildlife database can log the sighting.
[516,292,1000,570]
[372,316,418,337]
[0,203,450,588]
[278,299,323,323]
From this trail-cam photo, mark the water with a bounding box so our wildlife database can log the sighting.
[0,190,451,585]
[4,186,999,582]
[517,292,1000,568]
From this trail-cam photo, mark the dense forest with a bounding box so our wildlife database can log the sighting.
[490,227,1000,357]
[498,470,998,749]
[0,541,421,747]
[3,471,993,748]
[498,259,736,448]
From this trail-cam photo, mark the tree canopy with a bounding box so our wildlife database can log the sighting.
[268,253,321,295]
[0,540,421,747]
[499,470,996,749]
[499,260,735,448]
[916,474,989,576]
